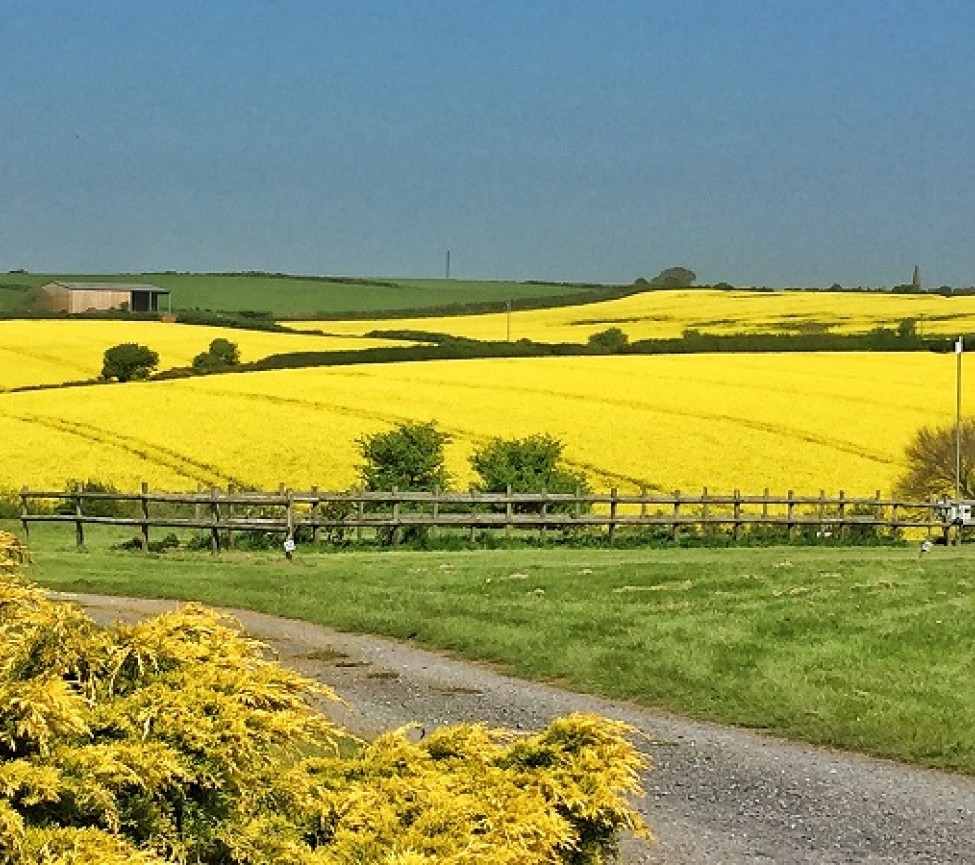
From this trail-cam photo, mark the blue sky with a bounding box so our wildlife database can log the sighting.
[3,1,974,287]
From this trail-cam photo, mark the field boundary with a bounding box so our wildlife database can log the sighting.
[17,483,954,551]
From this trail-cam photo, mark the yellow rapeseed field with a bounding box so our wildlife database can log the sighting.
[0,353,964,495]
[0,320,408,390]
[292,289,975,343]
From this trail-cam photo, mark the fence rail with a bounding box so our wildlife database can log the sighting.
[14,483,958,552]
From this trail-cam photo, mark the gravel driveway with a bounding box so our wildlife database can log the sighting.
[66,593,975,865]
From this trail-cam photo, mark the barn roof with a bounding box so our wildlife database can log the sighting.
[49,281,170,293]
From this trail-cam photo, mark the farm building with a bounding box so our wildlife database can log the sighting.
[38,281,171,314]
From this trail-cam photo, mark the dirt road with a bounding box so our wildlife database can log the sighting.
[68,593,975,864]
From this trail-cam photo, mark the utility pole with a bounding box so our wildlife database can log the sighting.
[445,250,451,280]
[506,299,512,342]
[912,264,921,292]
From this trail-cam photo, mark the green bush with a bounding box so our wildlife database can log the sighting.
[191,338,241,372]
[54,479,132,519]
[100,342,159,382]
[0,491,21,520]
[355,421,451,545]
[471,434,589,514]
[586,327,630,354]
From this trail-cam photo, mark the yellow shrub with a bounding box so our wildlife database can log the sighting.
[0,534,26,575]
[0,572,648,864]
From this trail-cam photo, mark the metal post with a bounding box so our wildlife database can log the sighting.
[956,336,963,500]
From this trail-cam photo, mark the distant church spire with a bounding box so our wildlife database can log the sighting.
[912,264,921,291]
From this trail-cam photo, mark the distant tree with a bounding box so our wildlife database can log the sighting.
[101,343,159,382]
[470,434,589,502]
[649,266,697,288]
[356,421,451,492]
[587,327,630,353]
[896,318,918,339]
[192,337,241,371]
[894,419,975,501]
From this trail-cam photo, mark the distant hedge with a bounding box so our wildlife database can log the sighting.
[150,327,969,381]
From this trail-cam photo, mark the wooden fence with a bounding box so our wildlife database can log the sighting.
[15,483,956,552]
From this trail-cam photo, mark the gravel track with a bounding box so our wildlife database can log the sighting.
[67,593,975,864]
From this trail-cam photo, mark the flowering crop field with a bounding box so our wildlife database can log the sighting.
[292,289,975,343]
[0,352,964,495]
[0,320,407,390]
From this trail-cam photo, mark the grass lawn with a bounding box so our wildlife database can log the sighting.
[17,524,975,774]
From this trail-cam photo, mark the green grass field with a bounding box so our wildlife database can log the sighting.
[17,524,975,774]
[0,272,602,317]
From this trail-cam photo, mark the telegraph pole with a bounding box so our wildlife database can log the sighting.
[445,250,451,280]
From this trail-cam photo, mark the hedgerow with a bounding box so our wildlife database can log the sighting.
[0,548,648,864]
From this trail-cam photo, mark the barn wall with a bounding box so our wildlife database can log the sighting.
[38,284,71,313]
[67,289,131,313]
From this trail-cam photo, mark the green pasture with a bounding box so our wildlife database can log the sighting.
[0,272,598,317]
[16,523,975,775]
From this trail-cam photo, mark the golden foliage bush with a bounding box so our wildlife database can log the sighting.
[0,533,26,575]
[0,570,648,864]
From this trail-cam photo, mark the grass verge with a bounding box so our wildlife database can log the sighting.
[18,527,975,774]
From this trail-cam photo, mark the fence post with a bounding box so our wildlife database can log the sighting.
[74,482,85,549]
[640,484,647,521]
[608,487,618,546]
[733,489,741,541]
[787,489,795,541]
[505,484,513,539]
[470,485,478,543]
[762,487,770,524]
[391,487,401,546]
[538,488,547,544]
[356,486,365,544]
[431,484,440,541]
[226,484,235,551]
[818,489,826,536]
[210,486,221,554]
[672,489,681,542]
[309,485,319,544]
[838,490,847,541]
[19,486,29,544]
[286,488,295,548]
[701,486,709,536]
[140,481,150,553]
[875,489,883,538]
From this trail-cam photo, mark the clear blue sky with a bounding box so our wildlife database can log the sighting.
[3,0,973,287]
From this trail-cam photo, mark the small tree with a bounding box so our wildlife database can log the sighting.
[587,327,630,354]
[471,434,589,514]
[356,421,451,492]
[101,343,159,382]
[893,418,975,501]
[192,337,241,372]
[648,266,696,288]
